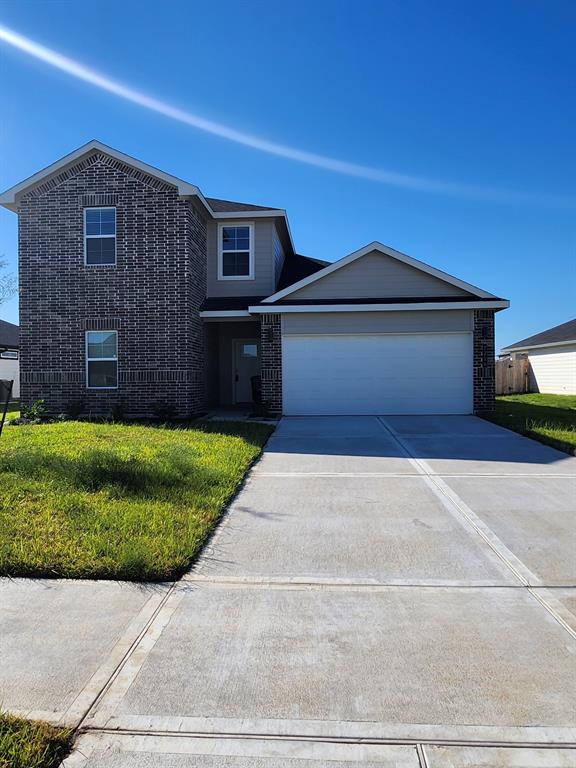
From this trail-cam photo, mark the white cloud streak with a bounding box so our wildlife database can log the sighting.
[0,23,572,206]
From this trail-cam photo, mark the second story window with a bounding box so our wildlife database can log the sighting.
[85,207,116,265]
[218,223,254,280]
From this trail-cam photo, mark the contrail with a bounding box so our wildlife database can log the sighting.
[0,23,572,205]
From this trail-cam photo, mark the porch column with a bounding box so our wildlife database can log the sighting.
[260,313,282,416]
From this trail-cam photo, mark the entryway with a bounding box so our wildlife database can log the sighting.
[233,338,260,404]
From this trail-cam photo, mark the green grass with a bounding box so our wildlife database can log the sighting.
[481,393,576,454]
[2,401,19,419]
[0,713,71,768]
[0,419,273,580]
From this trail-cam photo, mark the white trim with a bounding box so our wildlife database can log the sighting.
[502,339,576,353]
[217,222,255,281]
[85,330,118,390]
[0,140,206,212]
[84,206,116,266]
[249,300,510,314]
[199,310,252,319]
[262,241,499,303]
[0,350,18,359]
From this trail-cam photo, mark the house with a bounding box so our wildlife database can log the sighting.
[501,319,576,396]
[0,140,509,417]
[0,319,20,399]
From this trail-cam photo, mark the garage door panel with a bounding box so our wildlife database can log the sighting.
[282,333,473,415]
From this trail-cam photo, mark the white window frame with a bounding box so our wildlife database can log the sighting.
[84,207,117,266]
[0,350,18,359]
[85,330,118,390]
[217,222,254,280]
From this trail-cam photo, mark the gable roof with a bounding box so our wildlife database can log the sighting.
[277,253,330,291]
[262,241,502,304]
[0,140,206,212]
[0,319,19,348]
[502,318,576,352]
[0,140,297,254]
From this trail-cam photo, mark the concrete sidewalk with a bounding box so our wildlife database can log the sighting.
[1,416,575,766]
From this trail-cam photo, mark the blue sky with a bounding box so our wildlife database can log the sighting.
[0,0,574,350]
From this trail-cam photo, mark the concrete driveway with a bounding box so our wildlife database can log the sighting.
[3,416,575,767]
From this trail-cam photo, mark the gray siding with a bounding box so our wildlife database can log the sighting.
[282,310,474,335]
[288,251,473,300]
[273,222,286,286]
[207,218,276,297]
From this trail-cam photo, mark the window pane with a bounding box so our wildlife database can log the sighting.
[100,209,115,223]
[100,222,115,235]
[222,251,249,276]
[87,331,117,359]
[86,237,116,264]
[86,222,101,236]
[242,344,258,357]
[86,210,101,223]
[222,226,250,252]
[88,360,117,388]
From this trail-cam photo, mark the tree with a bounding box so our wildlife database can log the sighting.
[0,258,17,306]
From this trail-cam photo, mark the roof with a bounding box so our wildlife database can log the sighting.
[264,296,504,307]
[206,197,278,213]
[277,253,330,291]
[0,140,204,213]
[263,241,504,304]
[0,319,19,348]
[502,318,576,352]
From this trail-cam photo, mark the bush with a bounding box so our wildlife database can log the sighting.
[21,400,47,421]
[65,399,85,419]
[151,402,177,422]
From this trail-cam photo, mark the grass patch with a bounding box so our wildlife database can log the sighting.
[0,419,273,580]
[0,712,71,768]
[481,393,576,454]
[2,401,19,419]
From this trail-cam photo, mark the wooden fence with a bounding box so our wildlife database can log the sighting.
[495,355,529,395]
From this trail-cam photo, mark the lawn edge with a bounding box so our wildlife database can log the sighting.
[478,412,576,456]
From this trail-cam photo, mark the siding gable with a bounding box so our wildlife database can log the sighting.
[287,249,474,300]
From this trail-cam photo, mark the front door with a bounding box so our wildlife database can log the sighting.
[233,339,260,403]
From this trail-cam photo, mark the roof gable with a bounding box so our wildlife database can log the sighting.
[0,319,19,348]
[0,140,204,212]
[264,242,498,303]
[503,318,576,351]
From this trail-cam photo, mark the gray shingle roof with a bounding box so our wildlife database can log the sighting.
[503,318,576,350]
[206,197,279,213]
[0,319,19,348]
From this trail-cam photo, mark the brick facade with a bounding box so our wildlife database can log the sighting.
[18,152,207,417]
[473,309,495,412]
[260,313,282,415]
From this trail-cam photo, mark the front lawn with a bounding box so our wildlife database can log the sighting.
[0,419,272,580]
[0,713,71,768]
[481,393,576,454]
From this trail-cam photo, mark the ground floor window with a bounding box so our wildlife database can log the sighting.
[86,330,118,388]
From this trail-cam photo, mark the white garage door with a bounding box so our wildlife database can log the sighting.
[282,333,473,415]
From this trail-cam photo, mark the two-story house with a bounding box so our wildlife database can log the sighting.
[0,140,508,417]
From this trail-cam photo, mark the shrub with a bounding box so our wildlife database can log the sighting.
[21,400,47,421]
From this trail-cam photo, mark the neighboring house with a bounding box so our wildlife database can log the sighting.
[0,319,20,399]
[0,140,509,417]
[501,319,576,396]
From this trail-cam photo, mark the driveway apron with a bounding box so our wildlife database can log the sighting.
[44,417,576,764]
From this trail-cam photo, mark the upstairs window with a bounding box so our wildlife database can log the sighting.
[86,330,118,388]
[85,208,116,265]
[218,223,254,279]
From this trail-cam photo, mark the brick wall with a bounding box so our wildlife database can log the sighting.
[260,313,282,415]
[473,309,495,412]
[18,151,207,417]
